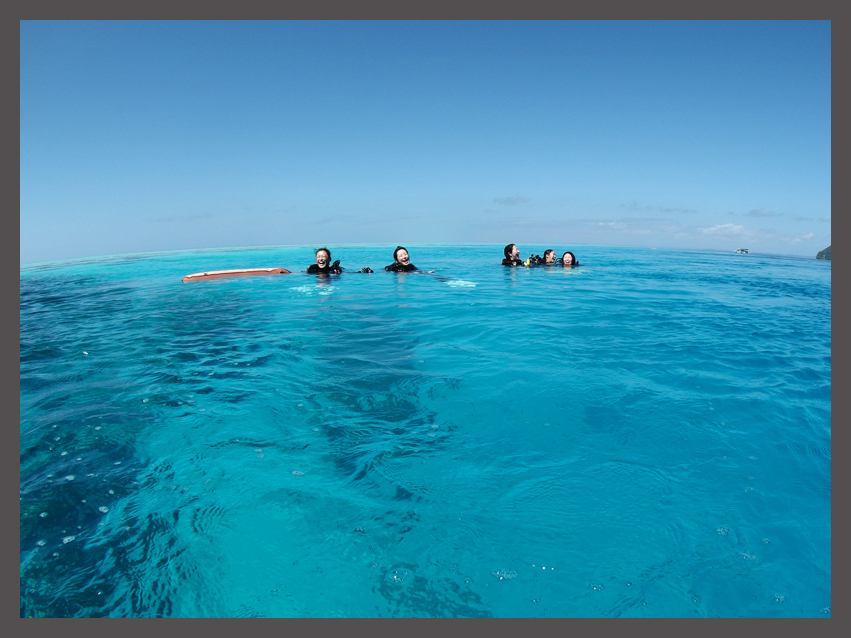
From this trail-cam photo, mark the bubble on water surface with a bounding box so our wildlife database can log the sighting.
[716,527,729,535]
[445,279,476,287]
[387,568,410,583]
[291,285,335,296]
[36,540,45,546]
[492,570,518,580]
[39,512,48,518]
[773,595,786,603]
[60,451,67,456]
[65,475,75,481]
[62,536,75,543]
[99,506,109,513]
[292,471,304,475]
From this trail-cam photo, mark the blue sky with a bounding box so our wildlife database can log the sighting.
[20,20,831,264]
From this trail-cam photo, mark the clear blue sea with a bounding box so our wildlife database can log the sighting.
[20,244,831,618]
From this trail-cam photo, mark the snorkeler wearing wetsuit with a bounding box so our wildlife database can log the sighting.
[306,247,343,274]
[502,244,524,267]
[384,246,418,272]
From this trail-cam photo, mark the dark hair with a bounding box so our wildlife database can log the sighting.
[393,246,408,262]
[543,249,556,261]
[562,251,577,265]
[315,247,331,259]
[504,244,517,259]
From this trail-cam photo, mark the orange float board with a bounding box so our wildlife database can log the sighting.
[182,268,291,283]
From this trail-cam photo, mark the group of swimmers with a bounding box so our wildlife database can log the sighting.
[501,244,580,268]
[304,245,581,274]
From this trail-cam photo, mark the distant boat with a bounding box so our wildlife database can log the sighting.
[735,248,749,254]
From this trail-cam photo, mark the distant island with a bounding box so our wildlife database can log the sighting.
[816,245,831,260]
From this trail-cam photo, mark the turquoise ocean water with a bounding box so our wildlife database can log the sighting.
[20,245,831,617]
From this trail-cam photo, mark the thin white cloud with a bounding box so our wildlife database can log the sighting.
[659,206,696,214]
[595,219,666,236]
[785,231,815,243]
[743,208,783,218]
[147,212,215,223]
[699,223,748,236]
[494,196,530,206]
[621,201,696,214]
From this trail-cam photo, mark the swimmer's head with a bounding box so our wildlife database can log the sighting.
[315,247,331,267]
[543,249,556,264]
[562,251,576,266]
[394,246,410,265]
[504,244,519,260]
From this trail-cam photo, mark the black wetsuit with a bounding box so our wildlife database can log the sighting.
[384,263,418,272]
[502,258,524,267]
[306,260,342,274]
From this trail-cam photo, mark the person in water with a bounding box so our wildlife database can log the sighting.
[527,249,557,266]
[306,247,342,274]
[502,244,524,267]
[385,246,418,272]
[561,251,579,267]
